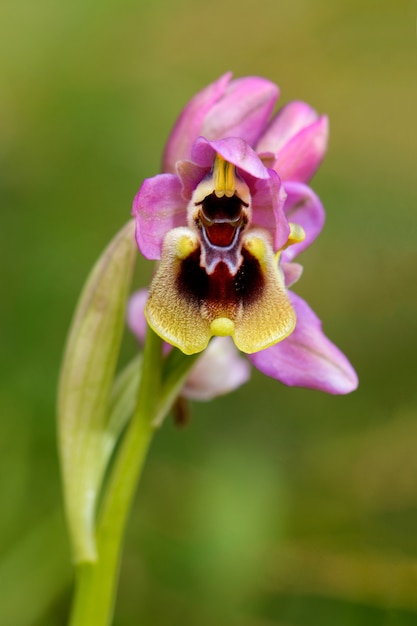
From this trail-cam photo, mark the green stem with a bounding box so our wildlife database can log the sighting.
[68,328,163,626]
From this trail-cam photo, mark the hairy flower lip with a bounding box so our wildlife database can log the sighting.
[144,227,296,355]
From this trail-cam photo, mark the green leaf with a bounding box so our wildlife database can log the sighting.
[57,220,137,563]
[98,353,143,489]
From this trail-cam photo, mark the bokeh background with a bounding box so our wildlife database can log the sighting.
[1,0,417,624]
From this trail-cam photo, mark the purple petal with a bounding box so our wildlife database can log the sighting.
[273,115,329,183]
[251,169,290,251]
[176,159,210,200]
[132,174,186,260]
[282,262,303,287]
[281,181,325,262]
[248,292,358,394]
[162,74,279,173]
[127,289,148,343]
[201,76,279,147]
[183,337,251,400]
[256,101,319,154]
[162,73,232,174]
[191,137,269,180]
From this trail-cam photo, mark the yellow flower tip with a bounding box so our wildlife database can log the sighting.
[213,154,236,198]
[285,222,306,248]
[210,317,235,337]
[233,303,296,354]
[144,308,209,355]
[172,337,209,356]
[244,236,267,265]
[175,233,197,259]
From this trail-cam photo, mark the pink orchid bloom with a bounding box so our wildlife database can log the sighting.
[131,73,358,394]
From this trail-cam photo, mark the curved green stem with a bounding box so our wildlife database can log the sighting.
[68,329,200,626]
[68,328,162,626]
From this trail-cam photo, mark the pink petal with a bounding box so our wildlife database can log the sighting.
[127,289,171,356]
[176,160,210,200]
[183,337,251,400]
[248,292,358,394]
[162,73,232,174]
[282,262,303,287]
[201,76,279,147]
[191,137,269,180]
[127,289,148,343]
[251,169,290,251]
[273,115,329,183]
[132,174,186,260]
[281,181,325,262]
[256,101,319,154]
[162,73,279,173]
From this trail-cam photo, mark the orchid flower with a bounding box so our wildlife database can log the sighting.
[132,73,357,394]
[60,73,359,626]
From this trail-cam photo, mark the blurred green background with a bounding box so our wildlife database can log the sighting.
[1,0,417,624]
